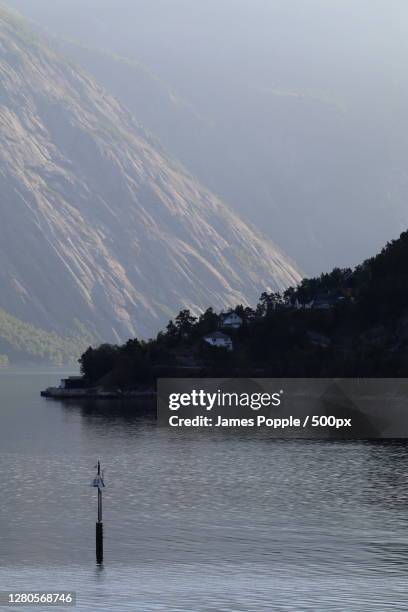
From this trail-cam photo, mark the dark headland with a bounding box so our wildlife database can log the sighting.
[42,230,408,398]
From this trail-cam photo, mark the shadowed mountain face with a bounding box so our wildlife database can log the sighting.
[0,9,300,342]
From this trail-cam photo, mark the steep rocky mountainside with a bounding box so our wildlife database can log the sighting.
[0,9,300,345]
[48,39,213,171]
[7,0,408,274]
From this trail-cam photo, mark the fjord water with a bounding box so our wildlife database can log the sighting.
[1,371,407,611]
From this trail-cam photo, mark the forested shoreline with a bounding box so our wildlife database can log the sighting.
[78,231,408,388]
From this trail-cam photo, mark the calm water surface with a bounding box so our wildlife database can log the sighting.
[1,370,408,611]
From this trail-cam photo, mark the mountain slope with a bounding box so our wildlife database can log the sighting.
[0,8,301,342]
[8,0,408,274]
[48,38,213,169]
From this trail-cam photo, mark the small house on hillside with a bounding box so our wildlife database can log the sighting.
[297,294,348,310]
[204,331,233,351]
[275,300,294,312]
[311,294,347,310]
[219,311,243,329]
[306,331,331,348]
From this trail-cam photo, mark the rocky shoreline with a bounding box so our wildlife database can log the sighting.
[41,387,156,400]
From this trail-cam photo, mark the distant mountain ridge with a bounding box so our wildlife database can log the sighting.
[0,8,300,348]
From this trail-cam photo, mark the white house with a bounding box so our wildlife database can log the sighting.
[203,331,233,351]
[219,312,243,329]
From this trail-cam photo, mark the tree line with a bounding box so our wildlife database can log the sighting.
[79,231,408,385]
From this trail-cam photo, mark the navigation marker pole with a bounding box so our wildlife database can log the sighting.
[92,461,106,565]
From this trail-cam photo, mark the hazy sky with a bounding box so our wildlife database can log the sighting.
[8,0,408,114]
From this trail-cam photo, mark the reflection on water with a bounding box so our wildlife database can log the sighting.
[0,371,408,611]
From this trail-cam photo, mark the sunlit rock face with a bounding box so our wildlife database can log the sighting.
[0,9,301,341]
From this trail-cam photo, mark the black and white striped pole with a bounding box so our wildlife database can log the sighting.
[92,461,105,565]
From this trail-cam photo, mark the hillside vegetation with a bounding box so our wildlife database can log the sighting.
[79,231,408,385]
[0,308,91,364]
